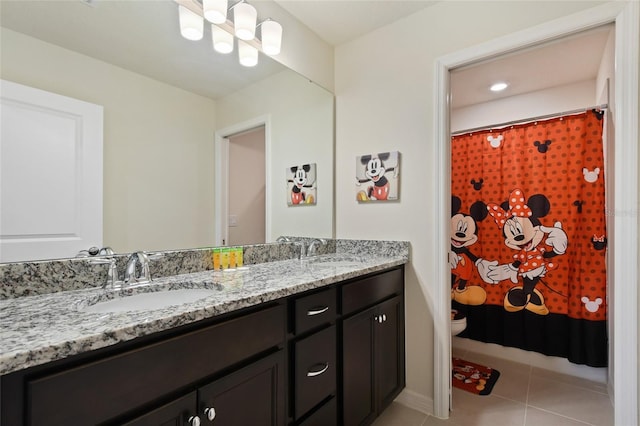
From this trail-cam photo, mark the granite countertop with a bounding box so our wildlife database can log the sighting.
[0,252,407,375]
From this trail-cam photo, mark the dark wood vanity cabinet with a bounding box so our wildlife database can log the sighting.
[1,266,404,426]
[124,350,285,426]
[341,268,405,426]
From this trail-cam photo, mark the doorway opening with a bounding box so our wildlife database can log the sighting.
[433,3,638,423]
[227,126,266,245]
[214,115,271,246]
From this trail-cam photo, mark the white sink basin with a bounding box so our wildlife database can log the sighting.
[302,258,363,269]
[81,288,215,313]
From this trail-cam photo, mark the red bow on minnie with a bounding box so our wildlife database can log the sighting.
[487,189,532,229]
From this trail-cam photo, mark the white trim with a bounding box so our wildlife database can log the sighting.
[612,3,639,425]
[214,136,229,245]
[433,2,638,423]
[394,388,433,415]
[214,115,272,245]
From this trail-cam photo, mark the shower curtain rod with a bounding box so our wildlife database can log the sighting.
[451,103,608,136]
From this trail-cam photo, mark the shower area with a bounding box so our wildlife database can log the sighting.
[449,25,614,381]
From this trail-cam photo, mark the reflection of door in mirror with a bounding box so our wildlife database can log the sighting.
[0,80,103,262]
[227,127,266,245]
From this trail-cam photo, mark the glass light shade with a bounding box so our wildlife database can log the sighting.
[178,5,203,41]
[238,41,258,67]
[211,25,234,54]
[261,20,282,56]
[234,2,257,40]
[203,0,228,24]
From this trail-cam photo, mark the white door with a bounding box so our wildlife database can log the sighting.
[0,80,103,262]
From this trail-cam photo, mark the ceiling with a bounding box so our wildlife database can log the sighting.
[273,0,437,46]
[1,1,612,106]
[0,0,285,100]
[451,25,613,108]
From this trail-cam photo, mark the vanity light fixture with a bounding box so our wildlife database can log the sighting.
[238,40,258,67]
[490,82,509,92]
[203,0,228,24]
[178,5,204,41]
[211,24,234,53]
[232,0,257,40]
[175,0,282,67]
[260,19,283,56]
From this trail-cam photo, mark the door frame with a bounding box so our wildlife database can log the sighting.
[432,2,638,422]
[214,115,271,245]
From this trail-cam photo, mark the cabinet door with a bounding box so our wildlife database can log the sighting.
[122,391,197,426]
[375,296,405,411]
[342,306,376,426]
[197,350,285,426]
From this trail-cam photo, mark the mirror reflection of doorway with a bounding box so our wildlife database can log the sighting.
[227,126,266,245]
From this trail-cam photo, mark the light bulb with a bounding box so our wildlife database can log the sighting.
[178,5,203,41]
[203,0,228,24]
[212,25,234,54]
[490,82,508,92]
[234,2,257,40]
[261,20,282,56]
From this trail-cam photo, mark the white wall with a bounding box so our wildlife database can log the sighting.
[256,0,334,92]
[0,28,217,254]
[451,79,597,133]
[334,0,613,411]
[216,70,334,241]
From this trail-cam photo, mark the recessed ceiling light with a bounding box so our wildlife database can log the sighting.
[490,82,509,92]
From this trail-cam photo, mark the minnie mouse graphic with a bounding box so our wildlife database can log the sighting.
[481,189,568,315]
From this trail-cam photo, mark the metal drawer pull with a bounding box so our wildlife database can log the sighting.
[307,363,329,377]
[307,306,329,316]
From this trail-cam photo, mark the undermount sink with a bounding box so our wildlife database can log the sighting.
[301,257,363,269]
[80,288,215,314]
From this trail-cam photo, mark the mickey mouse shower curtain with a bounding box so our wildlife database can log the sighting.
[450,110,607,367]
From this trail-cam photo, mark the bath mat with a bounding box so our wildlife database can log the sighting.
[452,357,500,396]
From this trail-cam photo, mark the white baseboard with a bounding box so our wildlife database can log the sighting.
[394,388,434,416]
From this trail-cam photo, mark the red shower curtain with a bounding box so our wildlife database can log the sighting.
[450,110,607,367]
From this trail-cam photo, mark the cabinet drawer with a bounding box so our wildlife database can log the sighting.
[27,304,285,425]
[299,397,336,426]
[294,325,336,420]
[294,287,337,335]
[342,268,403,315]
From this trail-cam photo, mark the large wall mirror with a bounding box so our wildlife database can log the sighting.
[0,0,334,262]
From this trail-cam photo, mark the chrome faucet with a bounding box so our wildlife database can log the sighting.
[89,257,121,289]
[124,251,163,285]
[276,236,291,242]
[306,238,327,256]
[124,251,151,284]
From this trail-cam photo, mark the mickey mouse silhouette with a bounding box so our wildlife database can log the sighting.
[450,196,490,305]
[470,178,484,191]
[534,140,552,153]
[483,189,568,315]
[356,152,398,201]
[288,165,314,205]
[582,167,600,183]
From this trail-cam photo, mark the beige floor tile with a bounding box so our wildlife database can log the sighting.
[452,347,468,358]
[372,402,428,426]
[531,366,608,394]
[423,414,464,425]
[527,376,613,426]
[525,406,596,426]
[449,388,526,426]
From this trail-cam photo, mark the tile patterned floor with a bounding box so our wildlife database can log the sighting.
[372,350,614,426]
